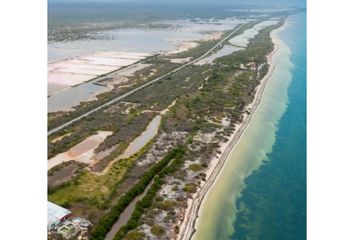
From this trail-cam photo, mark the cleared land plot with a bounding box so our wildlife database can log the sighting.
[48,131,112,170]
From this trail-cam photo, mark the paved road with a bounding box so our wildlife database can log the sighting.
[48,24,244,136]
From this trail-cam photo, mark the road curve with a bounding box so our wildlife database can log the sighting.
[48,24,244,136]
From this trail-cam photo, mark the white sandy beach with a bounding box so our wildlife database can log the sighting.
[176,21,288,240]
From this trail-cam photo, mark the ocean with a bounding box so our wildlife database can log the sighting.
[193,12,306,240]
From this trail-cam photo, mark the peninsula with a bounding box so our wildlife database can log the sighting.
[47,6,297,239]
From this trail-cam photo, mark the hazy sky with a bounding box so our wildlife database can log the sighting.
[50,0,306,8]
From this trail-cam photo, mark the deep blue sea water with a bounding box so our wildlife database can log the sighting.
[232,12,306,240]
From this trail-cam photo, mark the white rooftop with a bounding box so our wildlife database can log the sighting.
[48,201,71,230]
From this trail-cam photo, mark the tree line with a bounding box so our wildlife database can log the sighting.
[90,146,185,240]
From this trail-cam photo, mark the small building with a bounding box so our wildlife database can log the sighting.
[48,201,71,231]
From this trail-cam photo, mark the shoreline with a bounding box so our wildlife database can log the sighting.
[176,21,288,240]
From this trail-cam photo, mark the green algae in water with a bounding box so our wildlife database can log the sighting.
[193,20,295,240]
[232,12,306,240]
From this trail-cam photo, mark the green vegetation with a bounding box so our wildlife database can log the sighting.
[48,18,285,239]
[153,200,176,211]
[48,22,257,134]
[112,22,282,236]
[189,163,203,172]
[125,231,146,240]
[116,22,282,236]
[49,156,134,207]
[48,59,178,131]
[112,147,185,240]
[183,183,197,193]
[48,139,155,209]
[48,110,155,159]
[151,224,166,236]
[90,147,185,240]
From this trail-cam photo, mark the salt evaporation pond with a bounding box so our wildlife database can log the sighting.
[48,63,150,112]
[48,82,109,112]
[48,18,249,113]
[49,29,208,62]
[48,18,247,62]
[48,51,149,89]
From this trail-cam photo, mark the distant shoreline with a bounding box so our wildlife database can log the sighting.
[176,20,288,240]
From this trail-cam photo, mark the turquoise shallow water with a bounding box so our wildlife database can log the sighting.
[193,12,306,240]
[232,12,306,240]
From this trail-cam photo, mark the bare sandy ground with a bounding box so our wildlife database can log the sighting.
[48,131,112,171]
[169,57,193,64]
[51,132,72,143]
[111,63,151,77]
[99,63,152,89]
[161,99,177,115]
[164,31,222,56]
[165,41,200,55]
[205,32,223,40]
[176,22,287,240]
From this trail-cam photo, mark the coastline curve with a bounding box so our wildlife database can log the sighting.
[176,20,290,240]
